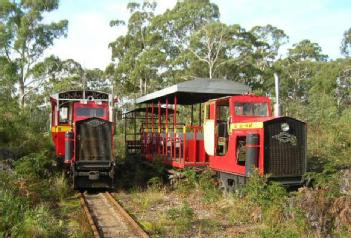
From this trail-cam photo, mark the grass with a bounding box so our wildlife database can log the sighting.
[0,151,91,237]
[113,164,351,238]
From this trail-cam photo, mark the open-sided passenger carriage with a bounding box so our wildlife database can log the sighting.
[126,78,307,190]
[126,78,250,168]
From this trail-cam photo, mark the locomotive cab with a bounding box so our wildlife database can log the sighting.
[205,95,306,191]
[50,91,116,189]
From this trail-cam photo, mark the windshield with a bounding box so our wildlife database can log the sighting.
[235,102,268,116]
[76,108,105,117]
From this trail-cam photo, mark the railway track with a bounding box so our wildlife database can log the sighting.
[80,192,149,238]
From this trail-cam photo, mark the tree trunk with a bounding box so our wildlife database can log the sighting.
[144,79,147,94]
[209,63,213,79]
[18,77,25,108]
[139,78,143,94]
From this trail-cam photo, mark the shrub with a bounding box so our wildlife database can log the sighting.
[15,151,54,179]
[198,169,221,203]
[242,170,287,208]
[173,168,198,195]
[166,202,194,234]
[11,205,64,238]
[0,190,27,236]
[53,173,69,202]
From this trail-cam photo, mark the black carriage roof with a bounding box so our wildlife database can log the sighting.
[136,78,251,105]
[50,90,111,101]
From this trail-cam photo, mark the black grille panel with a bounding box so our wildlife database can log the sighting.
[264,117,306,177]
[76,118,112,161]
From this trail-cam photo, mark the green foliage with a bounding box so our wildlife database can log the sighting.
[11,205,64,238]
[15,151,54,179]
[173,168,198,194]
[0,0,68,107]
[288,39,328,61]
[341,27,351,56]
[53,173,69,202]
[198,169,221,203]
[242,170,287,207]
[166,202,194,234]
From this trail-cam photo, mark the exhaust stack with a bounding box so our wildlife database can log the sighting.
[274,73,281,117]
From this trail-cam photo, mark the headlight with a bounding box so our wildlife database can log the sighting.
[281,123,290,132]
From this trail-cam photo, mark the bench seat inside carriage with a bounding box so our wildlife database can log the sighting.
[123,78,251,168]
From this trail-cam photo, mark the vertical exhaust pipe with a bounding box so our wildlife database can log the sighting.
[274,73,281,117]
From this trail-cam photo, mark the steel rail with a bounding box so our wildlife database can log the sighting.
[80,193,100,238]
[80,192,149,238]
[104,192,149,238]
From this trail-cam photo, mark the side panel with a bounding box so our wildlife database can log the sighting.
[52,125,72,159]
[209,128,264,176]
[204,119,215,156]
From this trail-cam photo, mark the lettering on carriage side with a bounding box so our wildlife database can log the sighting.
[272,132,297,146]
[230,122,263,130]
[51,126,72,133]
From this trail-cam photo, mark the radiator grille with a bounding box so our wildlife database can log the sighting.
[76,118,112,161]
[264,117,306,177]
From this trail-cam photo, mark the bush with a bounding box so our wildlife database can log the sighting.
[11,205,64,238]
[166,202,194,234]
[53,173,69,202]
[242,170,287,207]
[15,151,54,179]
[198,169,221,203]
[173,168,198,194]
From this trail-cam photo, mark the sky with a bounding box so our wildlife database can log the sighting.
[43,0,351,70]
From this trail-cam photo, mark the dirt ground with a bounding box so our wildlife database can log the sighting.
[113,188,256,238]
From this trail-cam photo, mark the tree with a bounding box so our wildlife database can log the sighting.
[341,27,351,56]
[336,65,351,107]
[250,24,288,68]
[189,22,233,79]
[0,0,68,107]
[288,39,328,62]
[109,1,161,97]
[150,0,219,83]
[189,22,267,87]
[28,56,84,105]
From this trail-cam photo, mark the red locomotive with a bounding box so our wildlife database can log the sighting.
[126,78,306,189]
[50,90,115,189]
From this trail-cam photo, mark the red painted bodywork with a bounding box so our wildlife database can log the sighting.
[208,95,272,176]
[50,100,110,163]
[137,95,273,170]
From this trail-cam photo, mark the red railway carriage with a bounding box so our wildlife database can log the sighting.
[50,90,115,189]
[129,78,250,168]
[129,78,306,189]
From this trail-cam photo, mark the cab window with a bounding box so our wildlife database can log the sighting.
[235,103,268,116]
[59,106,69,124]
[76,108,105,117]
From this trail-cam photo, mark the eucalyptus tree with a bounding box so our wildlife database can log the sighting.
[250,24,288,69]
[336,63,351,107]
[150,0,220,83]
[275,40,328,105]
[28,56,83,105]
[189,23,259,84]
[189,22,232,79]
[341,27,351,56]
[288,39,328,62]
[109,1,162,97]
[0,0,68,107]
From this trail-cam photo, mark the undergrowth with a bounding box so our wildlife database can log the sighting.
[0,150,90,238]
